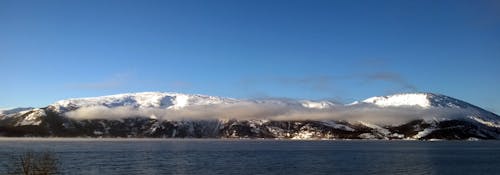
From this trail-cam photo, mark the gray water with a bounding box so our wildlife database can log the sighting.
[0,138,499,175]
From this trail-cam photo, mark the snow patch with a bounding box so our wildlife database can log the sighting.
[359,133,377,139]
[291,130,316,140]
[300,100,335,109]
[359,121,390,135]
[16,109,45,126]
[321,121,355,131]
[470,116,500,128]
[362,93,431,108]
[412,128,436,139]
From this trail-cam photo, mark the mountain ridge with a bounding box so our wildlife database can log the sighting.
[1,92,499,140]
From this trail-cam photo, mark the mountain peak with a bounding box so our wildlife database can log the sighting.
[362,93,434,108]
[361,92,474,109]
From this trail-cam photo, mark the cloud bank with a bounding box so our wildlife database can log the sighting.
[63,101,472,126]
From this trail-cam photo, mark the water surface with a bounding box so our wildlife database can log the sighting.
[0,138,499,175]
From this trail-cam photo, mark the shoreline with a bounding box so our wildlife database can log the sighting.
[0,137,489,142]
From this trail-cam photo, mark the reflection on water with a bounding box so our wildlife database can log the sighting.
[0,138,499,175]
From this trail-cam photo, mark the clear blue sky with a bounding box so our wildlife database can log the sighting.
[1,0,499,112]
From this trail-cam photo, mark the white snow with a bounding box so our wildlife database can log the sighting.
[321,120,355,131]
[412,128,436,139]
[3,91,497,137]
[1,91,499,140]
[347,101,360,106]
[291,130,316,139]
[359,121,390,135]
[266,126,287,138]
[291,124,327,139]
[359,133,377,139]
[470,116,500,128]
[47,92,500,128]
[300,100,335,109]
[389,133,405,139]
[169,94,189,109]
[51,92,238,112]
[362,93,432,108]
[16,109,45,126]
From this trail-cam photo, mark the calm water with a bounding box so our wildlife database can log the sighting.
[0,138,499,175]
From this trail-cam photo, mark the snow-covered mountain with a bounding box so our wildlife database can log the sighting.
[363,93,479,109]
[49,92,338,112]
[1,92,499,140]
[360,93,500,127]
[50,92,239,113]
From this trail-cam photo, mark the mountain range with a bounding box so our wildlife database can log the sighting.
[1,92,499,140]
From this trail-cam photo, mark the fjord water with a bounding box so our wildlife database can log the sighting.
[0,139,499,175]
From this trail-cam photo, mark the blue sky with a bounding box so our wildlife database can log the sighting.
[1,0,499,113]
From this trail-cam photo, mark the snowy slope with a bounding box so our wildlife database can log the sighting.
[51,92,493,112]
[361,93,475,109]
[50,92,240,112]
[46,92,499,123]
[360,93,500,128]
[362,93,433,108]
[50,92,339,112]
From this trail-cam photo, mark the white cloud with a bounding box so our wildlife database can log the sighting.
[63,101,473,126]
